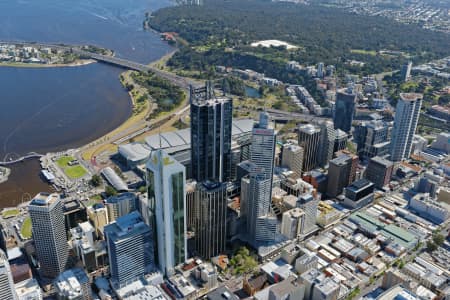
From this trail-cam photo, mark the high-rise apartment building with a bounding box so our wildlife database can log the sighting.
[390,93,423,161]
[28,193,68,278]
[298,124,321,172]
[333,88,356,133]
[0,249,17,300]
[104,211,153,288]
[146,150,187,276]
[190,82,233,182]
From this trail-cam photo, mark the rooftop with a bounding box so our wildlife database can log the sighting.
[400,93,423,102]
[54,268,89,298]
[29,192,59,207]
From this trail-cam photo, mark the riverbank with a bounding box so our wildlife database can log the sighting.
[0,167,10,184]
[0,59,96,68]
[81,70,153,162]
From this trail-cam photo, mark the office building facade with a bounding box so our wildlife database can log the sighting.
[146,150,187,276]
[327,154,356,198]
[298,124,321,172]
[104,211,153,288]
[390,93,423,161]
[28,193,68,278]
[0,249,17,300]
[194,182,228,259]
[365,156,394,189]
[246,112,278,244]
[343,179,375,209]
[354,120,391,161]
[317,120,336,167]
[281,144,304,176]
[190,83,233,182]
[333,88,356,133]
[104,192,138,223]
[296,194,318,235]
[281,208,305,240]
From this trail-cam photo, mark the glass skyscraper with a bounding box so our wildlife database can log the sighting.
[190,82,233,183]
[333,88,357,133]
[146,150,186,276]
[390,93,423,161]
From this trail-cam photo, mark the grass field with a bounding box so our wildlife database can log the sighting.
[56,156,88,179]
[56,156,75,167]
[2,209,19,219]
[350,49,377,56]
[20,217,32,239]
[65,165,87,179]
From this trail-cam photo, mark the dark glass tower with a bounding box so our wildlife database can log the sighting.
[190,82,233,182]
[333,88,356,133]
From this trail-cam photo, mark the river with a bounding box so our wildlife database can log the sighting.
[0,0,173,207]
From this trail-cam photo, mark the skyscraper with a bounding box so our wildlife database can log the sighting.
[28,193,68,278]
[298,124,321,172]
[365,156,394,189]
[190,82,233,182]
[194,181,228,259]
[401,61,412,82]
[354,120,392,161]
[281,143,304,175]
[146,150,187,276]
[104,211,153,288]
[333,88,356,133]
[390,93,423,161]
[296,194,318,235]
[317,120,336,167]
[327,153,357,198]
[0,249,17,300]
[246,112,277,244]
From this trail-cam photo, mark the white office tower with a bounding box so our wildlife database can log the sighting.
[28,193,68,278]
[246,112,277,244]
[0,249,17,300]
[146,150,187,276]
[390,93,423,161]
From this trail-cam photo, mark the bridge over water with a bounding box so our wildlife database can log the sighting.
[0,152,43,165]
[0,41,195,90]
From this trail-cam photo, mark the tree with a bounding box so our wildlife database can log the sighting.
[105,186,117,197]
[432,232,445,247]
[229,247,258,276]
[90,174,101,187]
[426,240,438,252]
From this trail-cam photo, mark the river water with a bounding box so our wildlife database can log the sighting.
[0,0,173,207]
